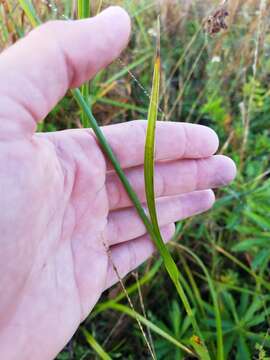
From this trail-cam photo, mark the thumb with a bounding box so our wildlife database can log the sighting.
[0,6,131,138]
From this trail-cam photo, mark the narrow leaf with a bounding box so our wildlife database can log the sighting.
[82,328,112,360]
[18,0,41,27]
[77,0,91,127]
[143,19,209,358]
[108,303,195,357]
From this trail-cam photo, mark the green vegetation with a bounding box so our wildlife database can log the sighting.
[1,0,270,358]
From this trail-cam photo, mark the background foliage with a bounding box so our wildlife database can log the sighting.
[1,0,270,358]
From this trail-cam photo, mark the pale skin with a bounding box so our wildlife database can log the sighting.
[0,6,236,360]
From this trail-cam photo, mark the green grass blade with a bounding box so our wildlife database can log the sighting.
[77,0,90,18]
[102,52,151,88]
[108,303,195,357]
[18,0,41,27]
[82,328,112,360]
[77,0,90,128]
[80,84,90,127]
[144,20,179,284]
[96,97,147,114]
[143,19,209,358]
[129,1,151,49]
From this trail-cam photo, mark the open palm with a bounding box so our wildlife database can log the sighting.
[0,7,236,360]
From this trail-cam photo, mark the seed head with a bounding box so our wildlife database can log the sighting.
[203,4,229,36]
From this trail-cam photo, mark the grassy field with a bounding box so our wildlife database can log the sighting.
[1,0,270,359]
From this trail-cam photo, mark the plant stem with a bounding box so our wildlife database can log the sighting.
[77,0,91,127]
[72,89,155,235]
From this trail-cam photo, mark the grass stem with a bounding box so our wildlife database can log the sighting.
[77,0,91,127]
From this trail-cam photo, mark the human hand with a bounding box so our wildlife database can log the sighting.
[0,7,236,360]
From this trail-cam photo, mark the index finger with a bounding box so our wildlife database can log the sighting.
[47,120,219,170]
[101,120,219,168]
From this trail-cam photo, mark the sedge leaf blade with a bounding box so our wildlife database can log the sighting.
[143,20,210,359]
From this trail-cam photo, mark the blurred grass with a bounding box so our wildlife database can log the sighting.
[1,0,270,359]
